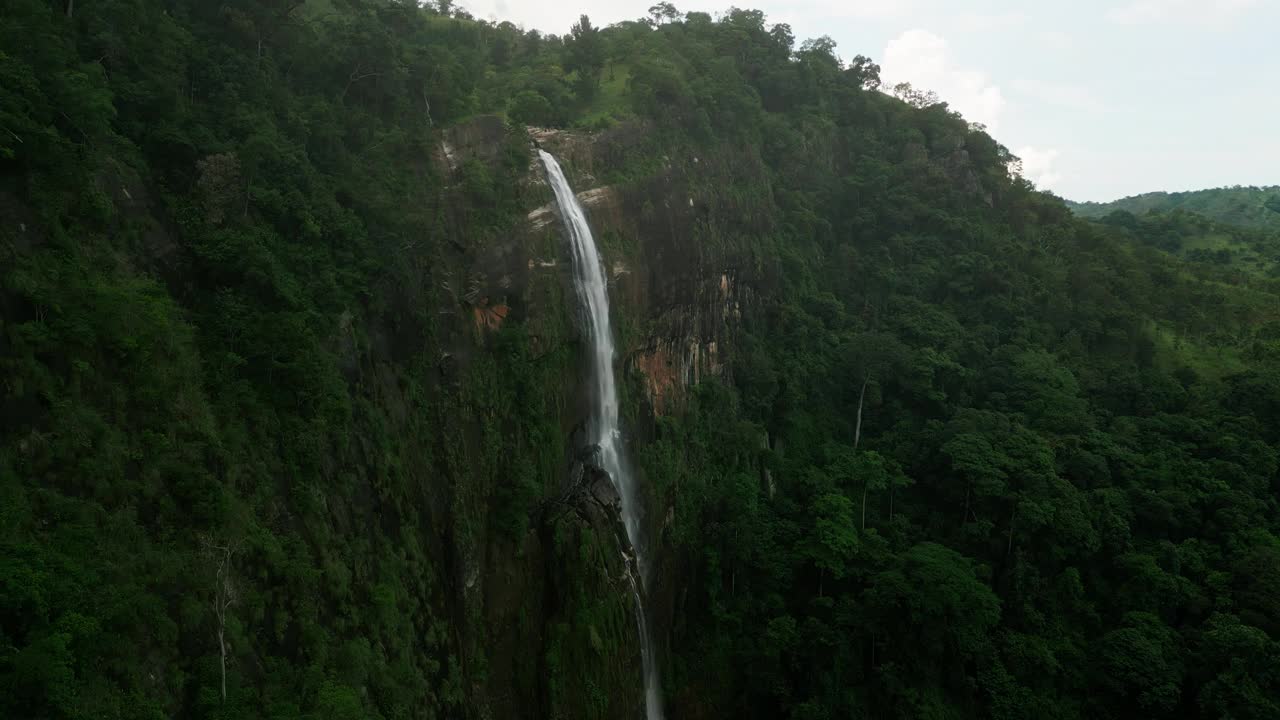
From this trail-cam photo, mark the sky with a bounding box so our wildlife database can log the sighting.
[457,0,1280,202]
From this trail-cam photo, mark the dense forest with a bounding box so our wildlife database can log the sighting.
[1068,186,1280,282]
[1074,208,1280,278]
[3,2,1279,720]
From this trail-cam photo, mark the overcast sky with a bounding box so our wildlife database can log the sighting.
[458,0,1279,202]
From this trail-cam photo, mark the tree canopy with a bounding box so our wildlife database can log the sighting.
[2,2,1279,720]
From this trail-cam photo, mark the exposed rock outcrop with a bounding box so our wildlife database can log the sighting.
[522,125,749,415]
[431,119,753,719]
[439,114,508,173]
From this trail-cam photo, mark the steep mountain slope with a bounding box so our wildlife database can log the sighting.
[3,3,1280,720]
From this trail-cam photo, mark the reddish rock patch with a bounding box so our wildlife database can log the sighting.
[635,346,678,416]
[473,302,510,334]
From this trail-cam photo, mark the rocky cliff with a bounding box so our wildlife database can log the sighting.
[428,116,752,718]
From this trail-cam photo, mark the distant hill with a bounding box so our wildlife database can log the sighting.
[1084,207,1280,277]
[1068,186,1280,230]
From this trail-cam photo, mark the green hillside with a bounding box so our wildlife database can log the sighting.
[1084,207,1280,278]
[1069,186,1280,230]
[3,3,1280,720]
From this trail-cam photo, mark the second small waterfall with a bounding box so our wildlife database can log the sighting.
[539,150,664,720]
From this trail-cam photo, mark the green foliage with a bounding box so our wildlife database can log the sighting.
[1070,186,1280,231]
[508,89,553,127]
[566,15,606,102]
[1088,207,1280,276]
[0,1,557,718]
[3,3,1279,720]
[603,8,1280,720]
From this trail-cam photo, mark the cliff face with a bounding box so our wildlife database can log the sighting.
[424,114,747,712]
[0,91,751,717]
[531,124,751,417]
[431,116,751,717]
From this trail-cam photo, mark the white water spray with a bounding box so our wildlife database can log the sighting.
[539,150,664,720]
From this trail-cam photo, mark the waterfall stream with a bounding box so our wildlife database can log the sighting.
[539,150,664,720]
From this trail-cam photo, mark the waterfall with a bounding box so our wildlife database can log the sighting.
[539,150,664,720]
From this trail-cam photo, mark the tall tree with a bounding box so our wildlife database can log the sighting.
[566,14,604,100]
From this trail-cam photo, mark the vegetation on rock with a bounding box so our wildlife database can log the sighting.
[2,2,1278,720]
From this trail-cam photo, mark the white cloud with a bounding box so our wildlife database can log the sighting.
[1016,146,1062,189]
[1012,79,1106,113]
[881,29,1006,131]
[1106,0,1260,25]
[1036,30,1074,51]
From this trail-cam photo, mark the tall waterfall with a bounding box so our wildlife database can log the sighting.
[539,150,664,720]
